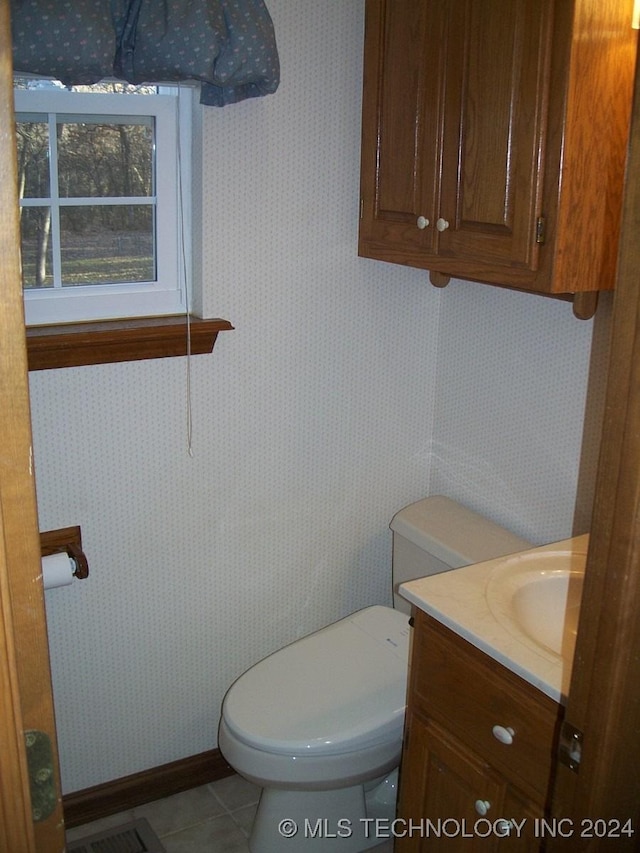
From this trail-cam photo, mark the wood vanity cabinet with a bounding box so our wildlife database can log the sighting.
[396,609,563,851]
[358,0,637,318]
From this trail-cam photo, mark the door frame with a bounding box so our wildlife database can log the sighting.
[0,0,64,849]
[549,46,640,844]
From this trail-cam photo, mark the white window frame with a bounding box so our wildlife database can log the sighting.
[15,84,192,326]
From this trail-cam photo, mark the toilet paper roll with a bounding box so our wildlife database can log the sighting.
[42,552,74,590]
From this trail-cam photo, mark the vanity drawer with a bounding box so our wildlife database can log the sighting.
[411,610,562,801]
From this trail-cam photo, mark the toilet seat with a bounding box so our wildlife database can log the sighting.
[221,605,411,757]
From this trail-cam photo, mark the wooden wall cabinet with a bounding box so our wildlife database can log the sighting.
[396,610,563,851]
[358,0,637,318]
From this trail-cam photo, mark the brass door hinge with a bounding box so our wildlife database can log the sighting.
[24,730,57,822]
[536,215,546,244]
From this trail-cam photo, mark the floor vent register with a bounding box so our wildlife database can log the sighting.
[67,817,166,853]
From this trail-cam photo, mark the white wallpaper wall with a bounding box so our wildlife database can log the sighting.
[430,281,610,545]
[28,0,604,794]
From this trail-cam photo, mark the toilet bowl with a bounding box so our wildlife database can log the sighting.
[219,497,531,852]
[219,605,409,851]
[220,606,409,787]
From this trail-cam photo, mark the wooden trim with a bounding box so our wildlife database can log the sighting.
[62,749,233,828]
[0,2,65,847]
[0,3,36,842]
[549,27,640,839]
[26,316,234,371]
[0,541,36,853]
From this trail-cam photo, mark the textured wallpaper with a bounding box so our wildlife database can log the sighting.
[430,281,608,544]
[28,0,602,794]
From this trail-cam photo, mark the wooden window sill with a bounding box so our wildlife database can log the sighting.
[26,315,234,371]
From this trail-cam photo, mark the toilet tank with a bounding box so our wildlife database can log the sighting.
[390,496,531,613]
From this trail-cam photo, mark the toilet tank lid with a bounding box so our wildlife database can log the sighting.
[390,496,531,569]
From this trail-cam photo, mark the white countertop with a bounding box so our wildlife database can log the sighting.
[399,534,589,704]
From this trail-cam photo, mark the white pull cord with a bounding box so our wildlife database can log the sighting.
[177,82,194,458]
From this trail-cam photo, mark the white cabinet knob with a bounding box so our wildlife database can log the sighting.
[436,217,450,232]
[416,215,430,230]
[492,725,515,745]
[475,800,491,816]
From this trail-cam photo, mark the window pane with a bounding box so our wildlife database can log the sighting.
[20,207,54,289]
[56,117,154,198]
[59,205,155,286]
[16,119,50,198]
[68,83,159,95]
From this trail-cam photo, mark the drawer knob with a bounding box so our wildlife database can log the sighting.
[417,215,430,230]
[475,799,491,816]
[492,725,515,745]
[436,217,450,232]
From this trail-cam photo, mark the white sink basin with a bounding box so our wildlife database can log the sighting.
[486,549,587,659]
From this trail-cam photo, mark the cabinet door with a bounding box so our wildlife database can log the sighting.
[436,0,553,274]
[359,0,445,258]
[397,712,506,852]
[500,788,545,852]
[360,0,555,285]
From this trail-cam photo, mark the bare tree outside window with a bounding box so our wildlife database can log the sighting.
[15,81,158,291]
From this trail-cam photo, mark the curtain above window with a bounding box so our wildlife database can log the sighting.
[11,0,280,106]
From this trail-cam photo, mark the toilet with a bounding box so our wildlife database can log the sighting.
[218,496,530,851]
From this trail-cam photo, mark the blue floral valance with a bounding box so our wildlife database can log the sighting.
[10,0,280,106]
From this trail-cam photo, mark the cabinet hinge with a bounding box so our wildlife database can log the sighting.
[360,198,364,220]
[558,721,583,773]
[535,216,546,244]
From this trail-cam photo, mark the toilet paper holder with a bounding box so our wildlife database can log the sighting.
[39,526,89,580]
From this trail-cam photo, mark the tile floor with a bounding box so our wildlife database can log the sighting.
[65,774,394,852]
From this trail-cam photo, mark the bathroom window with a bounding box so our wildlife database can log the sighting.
[15,80,192,326]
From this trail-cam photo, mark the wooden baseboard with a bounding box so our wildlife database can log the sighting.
[62,749,234,828]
